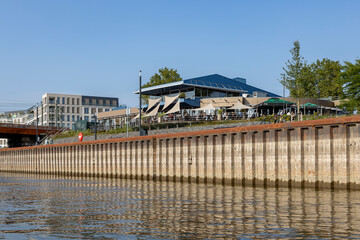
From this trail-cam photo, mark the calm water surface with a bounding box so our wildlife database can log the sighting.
[1,173,360,239]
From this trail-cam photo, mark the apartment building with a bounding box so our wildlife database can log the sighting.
[0,139,7,148]
[41,93,118,129]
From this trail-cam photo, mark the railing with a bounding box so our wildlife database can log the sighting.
[0,123,61,131]
[38,126,69,145]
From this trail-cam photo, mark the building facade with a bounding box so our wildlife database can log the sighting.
[135,74,280,110]
[0,139,7,148]
[41,93,119,129]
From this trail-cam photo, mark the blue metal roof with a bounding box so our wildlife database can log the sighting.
[184,74,245,92]
[135,74,280,97]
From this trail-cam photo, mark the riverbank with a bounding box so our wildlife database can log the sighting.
[1,116,359,190]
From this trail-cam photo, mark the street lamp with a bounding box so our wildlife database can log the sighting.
[139,70,142,136]
[36,103,39,145]
[92,114,97,140]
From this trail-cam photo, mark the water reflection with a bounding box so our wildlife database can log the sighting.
[1,173,360,239]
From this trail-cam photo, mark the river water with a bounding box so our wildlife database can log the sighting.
[1,173,360,239]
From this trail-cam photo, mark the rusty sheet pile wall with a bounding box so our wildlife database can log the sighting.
[0,116,359,190]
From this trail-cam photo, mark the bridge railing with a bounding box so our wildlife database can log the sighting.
[0,123,61,131]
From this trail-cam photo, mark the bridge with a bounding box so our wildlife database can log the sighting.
[0,123,62,148]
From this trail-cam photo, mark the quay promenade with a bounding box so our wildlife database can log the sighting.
[0,116,359,190]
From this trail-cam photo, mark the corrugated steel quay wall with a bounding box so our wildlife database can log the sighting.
[1,116,359,190]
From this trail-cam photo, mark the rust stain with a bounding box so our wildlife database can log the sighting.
[1,115,360,152]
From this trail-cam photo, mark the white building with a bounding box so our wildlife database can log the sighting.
[0,139,7,148]
[41,93,119,129]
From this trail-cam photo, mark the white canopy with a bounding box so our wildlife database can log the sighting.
[165,99,180,115]
[192,103,216,111]
[163,94,180,111]
[228,101,252,110]
[145,103,160,117]
[132,110,145,120]
[147,97,162,113]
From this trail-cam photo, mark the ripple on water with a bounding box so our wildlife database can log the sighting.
[1,173,360,239]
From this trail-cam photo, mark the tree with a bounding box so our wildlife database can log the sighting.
[280,41,343,109]
[280,40,309,117]
[142,67,182,88]
[341,59,360,110]
[311,58,343,99]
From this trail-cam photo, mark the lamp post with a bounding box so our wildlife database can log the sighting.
[126,107,130,138]
[139,70,142,136]
[36,103,39,145]
[93,114,97,140]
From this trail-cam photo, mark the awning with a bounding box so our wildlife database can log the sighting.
[228,101,252,110]
[147,97,162,113]
[163,94,180,111]
[165,99,180,115]
[262,98,294,105]
[192,103,216,111]
[301,103,319,108]
[145,103,160,117]
[132,110,145,120]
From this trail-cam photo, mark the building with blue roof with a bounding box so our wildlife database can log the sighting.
[135,74,280,109]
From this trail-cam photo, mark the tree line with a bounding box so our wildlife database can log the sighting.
[142,42,359,111]
[280,40,360,110]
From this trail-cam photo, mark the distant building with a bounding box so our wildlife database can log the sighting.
[0,139,7,148]
[41,93,119,129]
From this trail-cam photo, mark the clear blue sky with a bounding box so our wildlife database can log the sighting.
[0,0,359,112]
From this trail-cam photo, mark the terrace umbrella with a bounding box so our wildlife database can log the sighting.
[260,98,294,115]
[301,103,320,115]
[228,101,252,110]
[192,103,216,111]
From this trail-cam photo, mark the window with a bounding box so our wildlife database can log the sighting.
[67,115,70,121]
[72,98,75,105]
[91,108,96,114]
[77,116,80,121]
[76,98,79,105]
[209,90,226,98]
[105,109,109,112]
[185,89,195,99]
[67,107,70,113]
[67,98,70,105]
[92,99,96,105]
[195,88,201,97]
[77,107,80,114]
[72,107,74,113]
[72,115,75,122]
[112,100,117,106]
[84,116,89,121]
[62,97,65,104]
[98,108,103,113]
[84,108,89,114]
[105,100,110,106]
[57,97,60,104]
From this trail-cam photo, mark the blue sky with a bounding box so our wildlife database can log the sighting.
[0,0,359,112]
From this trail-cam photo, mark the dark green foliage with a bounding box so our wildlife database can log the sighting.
[311,58,343,99]
[341,59,360,110]
[142,67,182,88]
[280,41,343,100]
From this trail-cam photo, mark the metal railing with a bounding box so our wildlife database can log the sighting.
[0,122,61,131]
